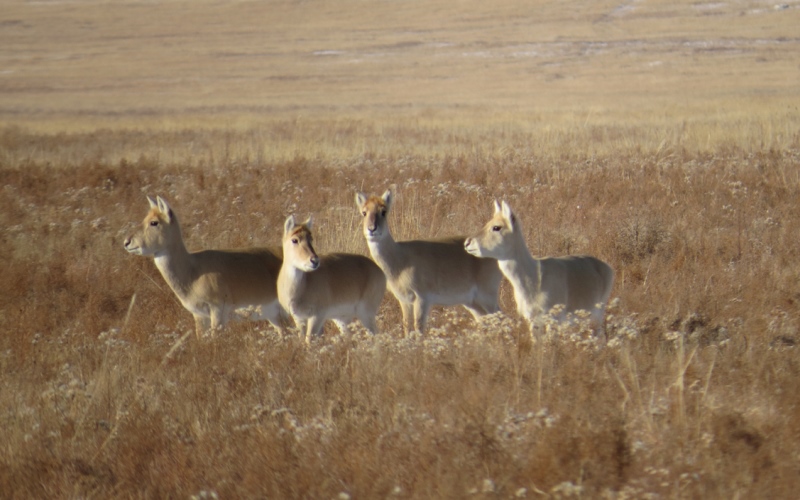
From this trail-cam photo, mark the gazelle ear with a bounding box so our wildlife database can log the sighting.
[284,215,296,236]
[156,196,173,223]
[304,216,313,231]
[493,199,501,214]
[500,201,516,226]
[147,196,158,209]
[382,186,395,211]
[355,192,367,208]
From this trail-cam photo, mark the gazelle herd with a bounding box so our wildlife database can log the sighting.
[125,190,614,342]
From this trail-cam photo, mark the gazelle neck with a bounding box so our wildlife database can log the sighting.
[497,230,540,285]
[153,229,194,297]
[279,260,310,308]
[366,229,402,269]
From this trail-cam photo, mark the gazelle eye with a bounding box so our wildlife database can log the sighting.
[149,220,159,227]
[381,210,387,217]
[492,225,501,232]
[291,238,298,244]
[361,211,366,217]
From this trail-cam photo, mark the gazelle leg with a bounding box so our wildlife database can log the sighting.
[193,315,211,339]
[399,301,413,336]
[413,298,430,334]
[305,316,324,343]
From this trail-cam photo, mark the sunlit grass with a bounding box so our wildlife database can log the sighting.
[3,102,799,168]
[3,141,800,496]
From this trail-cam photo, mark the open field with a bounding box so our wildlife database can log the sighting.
[2,0,800,497]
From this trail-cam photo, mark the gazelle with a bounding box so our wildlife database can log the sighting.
[278,215,386,342]
[124,196,286,337]
[356,188,503,335]
[465,200,614,332]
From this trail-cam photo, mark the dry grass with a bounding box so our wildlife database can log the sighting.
[3,143,800,498]
[3,0,800,498]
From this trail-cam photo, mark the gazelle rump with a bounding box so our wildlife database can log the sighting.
[277,215,386,342]
[124,196,286,337]
[356,188,503,335]
[465,200,614,331]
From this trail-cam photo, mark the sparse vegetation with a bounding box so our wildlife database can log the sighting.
[2,0,800,498]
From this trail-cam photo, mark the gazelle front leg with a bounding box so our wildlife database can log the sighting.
[290,316,307,340]
[399,301,414,337]
[305,316,325,343]
[413,297,430,334]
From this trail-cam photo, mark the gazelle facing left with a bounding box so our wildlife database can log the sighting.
[465,201,614,332]
[124,196,286,337]
[278,215,387,342]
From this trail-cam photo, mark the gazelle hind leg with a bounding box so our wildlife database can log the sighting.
[209,305,229,335]
[477,292,500,315]
[193,314,211,339]
[360,314,379,335]
[464,298,498,319]
[264,301,289,334]
[355,301,380,335]
[592,305,608,343]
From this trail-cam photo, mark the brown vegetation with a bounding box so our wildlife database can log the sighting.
[3,133,800,497]
[2,0,800,497]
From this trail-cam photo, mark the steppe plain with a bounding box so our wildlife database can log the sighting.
[2,0,800,497]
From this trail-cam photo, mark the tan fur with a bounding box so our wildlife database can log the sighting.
[278,215,386,343]
[124,196,286,337]
[465,201,614,332]
[356,188,503,335]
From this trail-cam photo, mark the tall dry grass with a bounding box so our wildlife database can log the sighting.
[2,123,800,497]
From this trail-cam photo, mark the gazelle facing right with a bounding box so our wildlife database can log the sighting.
[278,215,387,343]
[356,188,503,335]
[465,201,614,333]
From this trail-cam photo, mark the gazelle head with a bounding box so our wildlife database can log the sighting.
[355,187,393,241]
[282,215,320,272]
[124,196,181,257]
[464,200,519,260]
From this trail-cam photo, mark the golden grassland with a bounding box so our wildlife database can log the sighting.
[3,0,799,142]
[4,141,800,498]
[2,0,800,497]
